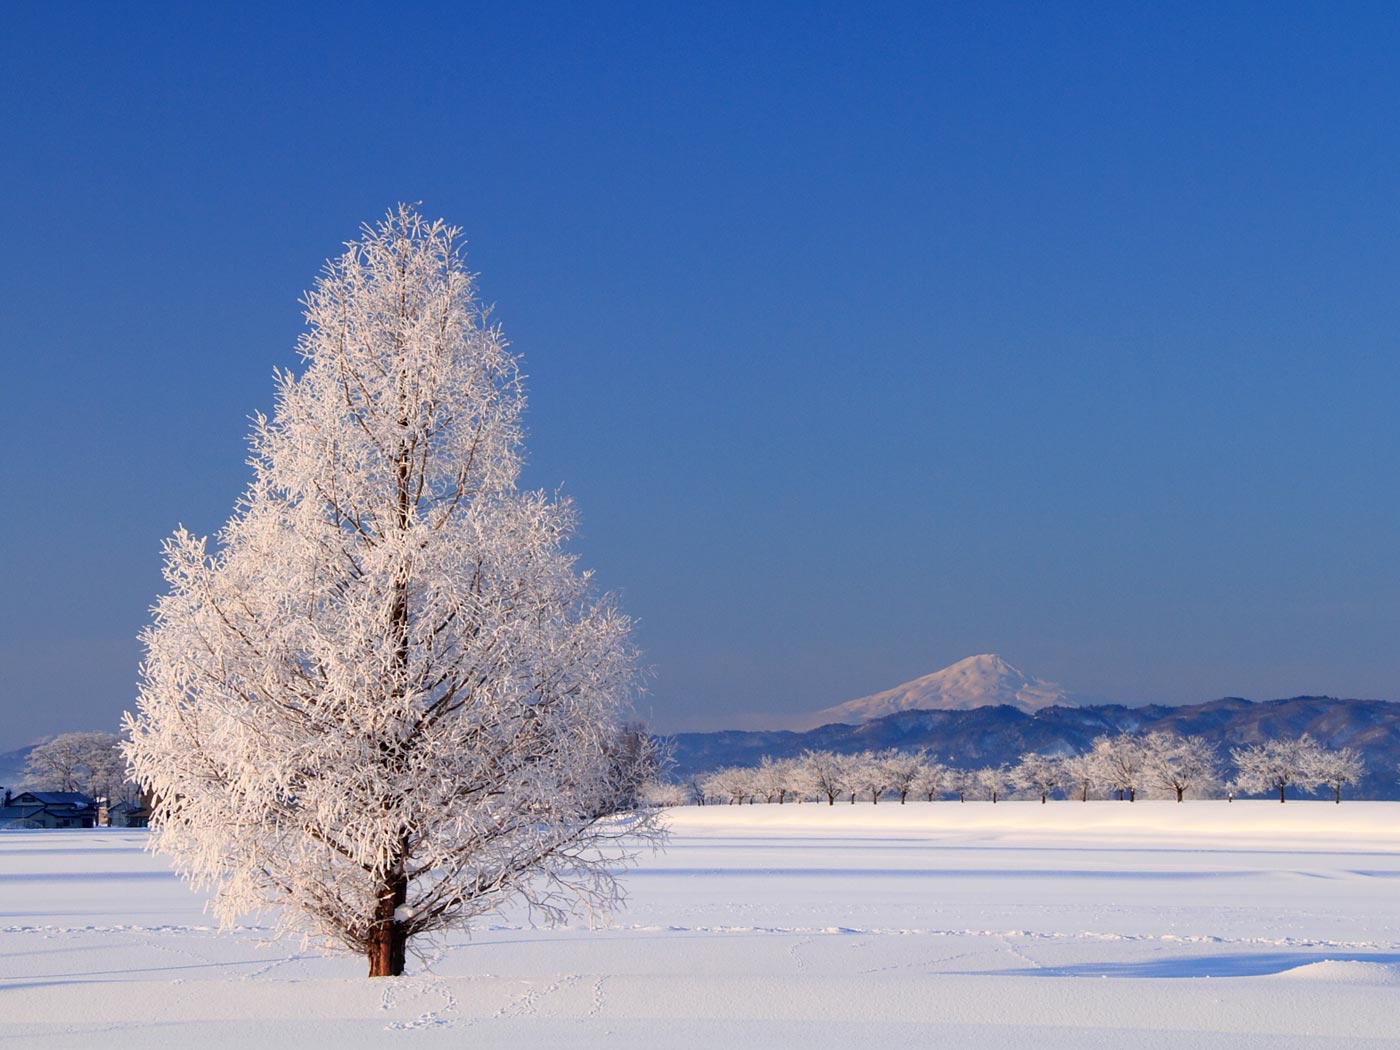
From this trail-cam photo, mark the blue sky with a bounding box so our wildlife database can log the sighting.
[4,3,1400,744]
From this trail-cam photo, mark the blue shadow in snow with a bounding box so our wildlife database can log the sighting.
[2,871,169,882]
[966,951,1400,979]
[626,868,1253,880]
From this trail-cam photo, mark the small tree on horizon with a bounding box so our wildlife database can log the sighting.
[1306,746,1365,803]
[754,756,798,804]
[1061,753,1098,801]
[1142,732,1220,802]
[911,758,949,802]
[1231,735,1325,802]
[881,749,928,804]
[124,207,657,978]
[975,764,1010,803]
[1010,752,1066,804]
[799,750,847,805]
[850,750,892,804]
[1089,733,1146,802]
[947,766,978,803]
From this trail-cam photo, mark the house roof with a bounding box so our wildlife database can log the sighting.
[14,791,97,807]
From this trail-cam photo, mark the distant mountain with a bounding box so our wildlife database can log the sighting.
[665,695,1400,799]
[0,742,40,792]
[788,654,1096,730]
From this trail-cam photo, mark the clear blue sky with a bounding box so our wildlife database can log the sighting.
[4,2,1400,745]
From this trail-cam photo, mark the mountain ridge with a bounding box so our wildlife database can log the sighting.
[664,694,1400,799]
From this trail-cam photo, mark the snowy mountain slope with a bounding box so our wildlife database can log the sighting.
[790,653,1093,730]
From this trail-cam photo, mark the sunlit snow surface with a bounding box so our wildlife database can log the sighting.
[3,802,1399,1048]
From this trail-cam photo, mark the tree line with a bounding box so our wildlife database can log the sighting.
[643,731,1369,806]
[13,731,140,806]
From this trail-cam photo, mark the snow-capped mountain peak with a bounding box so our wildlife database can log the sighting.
[792,654,1087,729]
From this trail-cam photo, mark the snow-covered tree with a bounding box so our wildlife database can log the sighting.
[975,764,1009,803]
[849,750,891,804]
[1305,746,1365,804]
[24,731,134,804]
[881,749,927,804]
[911,758,948,802]
[753,756,798,804]
[799,750,847,805]
[1089,733,1146,801]
[1142,732,1220,802]
[1061,753,1099,802]
[123,207,656,977]
[683,773,709,806]
[702,765,755,805]
[947,766,979,803]
[638,779,692,807]
[1230,735,1325,803]
[1010,752,1065,804]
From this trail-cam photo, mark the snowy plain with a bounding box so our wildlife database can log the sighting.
[2,802,1398,1048]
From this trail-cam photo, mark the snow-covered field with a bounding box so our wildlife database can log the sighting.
[3,802,1398,1048]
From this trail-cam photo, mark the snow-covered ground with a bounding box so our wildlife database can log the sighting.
[3,802,1398,1048]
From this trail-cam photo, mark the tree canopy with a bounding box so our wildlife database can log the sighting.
[125,206,656,976]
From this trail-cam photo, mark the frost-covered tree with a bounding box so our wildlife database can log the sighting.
[753,756,797,804]
[799,750,847,806]
[911,758,948,802]
[1089,733,1146,801]
[975,764,1009,803]
[881,749,927,804]
[1061,753,1099,802]
[850,750,891,804]
[1010,752,1065,804]
[947,766,979,803]
[25,731,134,804]
[1142,732,1220,802]
[1230,735,1324,803]
[1305,746,1365,803]
[638,779,691,807]
[123,207,656,977]
[702,765,755,805]
[683,772,708,806]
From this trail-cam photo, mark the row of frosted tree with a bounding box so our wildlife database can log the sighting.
[645,732,1369,807]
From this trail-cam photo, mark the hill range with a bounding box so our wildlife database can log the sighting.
[667,655,1400,798]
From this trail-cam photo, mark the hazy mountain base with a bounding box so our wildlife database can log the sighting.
[666,696,1400,798]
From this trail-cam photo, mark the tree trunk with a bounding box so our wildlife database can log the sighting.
[1176,786,1184,802]
[1335,784,1341,804]
[1279,784,1286,803]
[366,873,408,977]
[368,441,415,981]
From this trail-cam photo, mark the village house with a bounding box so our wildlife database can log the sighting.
[0,790,99,828]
